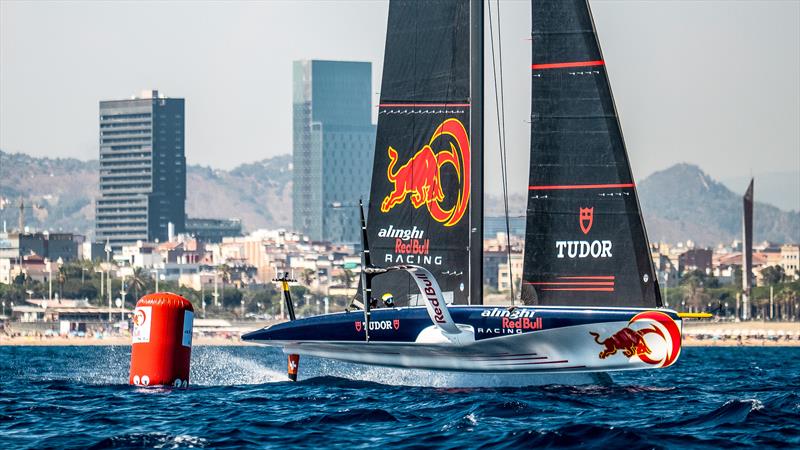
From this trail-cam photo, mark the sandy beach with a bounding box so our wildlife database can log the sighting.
[682,320,800,346]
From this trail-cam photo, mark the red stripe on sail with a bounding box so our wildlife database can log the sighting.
[531,60,605,70]
[525,282,614,286]
[557,276,616,280]
[528,183,635,191]
[541,288,615,292]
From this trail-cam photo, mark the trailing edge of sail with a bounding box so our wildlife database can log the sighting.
[367,0,474,305]
[522,0,661,308]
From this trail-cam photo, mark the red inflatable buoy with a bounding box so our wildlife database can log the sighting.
[129,292,194,388]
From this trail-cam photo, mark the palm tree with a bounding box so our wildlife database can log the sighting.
[760,266,785,286]
[129,267,148,302]
[301,269,315,288]
[341,269,355,290]
[215,264,231,308]
[57,266,67,301]
[775,285,796,321]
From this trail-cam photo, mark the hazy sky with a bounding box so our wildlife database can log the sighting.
[1,0,798,197]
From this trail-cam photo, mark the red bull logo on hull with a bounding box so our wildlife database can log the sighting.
[590,311,681,368]
[380,118,470,227]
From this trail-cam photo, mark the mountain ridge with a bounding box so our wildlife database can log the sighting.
[0,150,292,236]
[1,150,797,246]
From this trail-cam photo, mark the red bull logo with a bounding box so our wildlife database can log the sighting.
[501,316,543,331]
[590,311,681,368]
[380,118,470,227]
[590,327,651,359]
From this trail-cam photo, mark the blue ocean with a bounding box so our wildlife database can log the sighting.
[0,346,797,449]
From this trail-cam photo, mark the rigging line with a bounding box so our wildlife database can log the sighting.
[496,0,513,303]
[487,0,514,304]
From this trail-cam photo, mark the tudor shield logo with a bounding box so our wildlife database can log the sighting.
[556,206,612,258]
[579,207,594,235]
[381,118,470,227]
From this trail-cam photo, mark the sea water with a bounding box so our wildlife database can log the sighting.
[0,346,797,449]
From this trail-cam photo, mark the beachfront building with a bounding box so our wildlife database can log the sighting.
[678,248,713,274]
[185,217,243,243]
[497,253,524,293]
[780,244,800,280]
[0,232,81,262]
[10,299,128,333]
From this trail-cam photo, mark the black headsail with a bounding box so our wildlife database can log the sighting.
[522,0,661,308]
[367,0,481,305]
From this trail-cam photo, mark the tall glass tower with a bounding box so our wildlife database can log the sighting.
[292,60,376,244]
[95,90,186,251]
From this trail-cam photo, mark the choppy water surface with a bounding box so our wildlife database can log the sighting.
[0,346,797,449]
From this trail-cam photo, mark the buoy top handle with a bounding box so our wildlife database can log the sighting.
[137,292,194,311]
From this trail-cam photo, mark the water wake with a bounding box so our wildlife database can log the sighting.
[307,358,612,388]
[190,347,286,386]
[88,433,209,449]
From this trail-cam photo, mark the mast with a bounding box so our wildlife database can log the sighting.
[359,199,372,341]
[469,0,484,305]
[274,272,299,381]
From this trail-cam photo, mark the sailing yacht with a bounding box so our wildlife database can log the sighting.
[243,0,689,379]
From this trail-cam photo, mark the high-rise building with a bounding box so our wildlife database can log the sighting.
[292,60,376,244]
[95,90,186,251]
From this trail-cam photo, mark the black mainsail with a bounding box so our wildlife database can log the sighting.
[522,0,660,308]
[366,0,480,306]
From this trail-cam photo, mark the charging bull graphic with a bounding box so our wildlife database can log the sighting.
[380,118,470,227]
[590,327,651,359]
[590,311,682,368]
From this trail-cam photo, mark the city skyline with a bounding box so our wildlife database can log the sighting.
[1,0,799,198]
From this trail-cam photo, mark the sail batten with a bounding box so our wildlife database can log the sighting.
[523,0,660,308]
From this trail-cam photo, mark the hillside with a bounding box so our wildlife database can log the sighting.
[0,150,292,237]
[1,151,797,246]
[0,151,98,235]
[185,158,292,232]
[638,164,799,245]
[722,171,800,213]
[486,164,799,246]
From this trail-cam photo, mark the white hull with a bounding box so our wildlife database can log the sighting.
[251,318,682,374]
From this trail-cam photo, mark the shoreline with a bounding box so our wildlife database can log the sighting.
[682,338,798,347]
[0,336,796,347]
[2,320,796,347]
